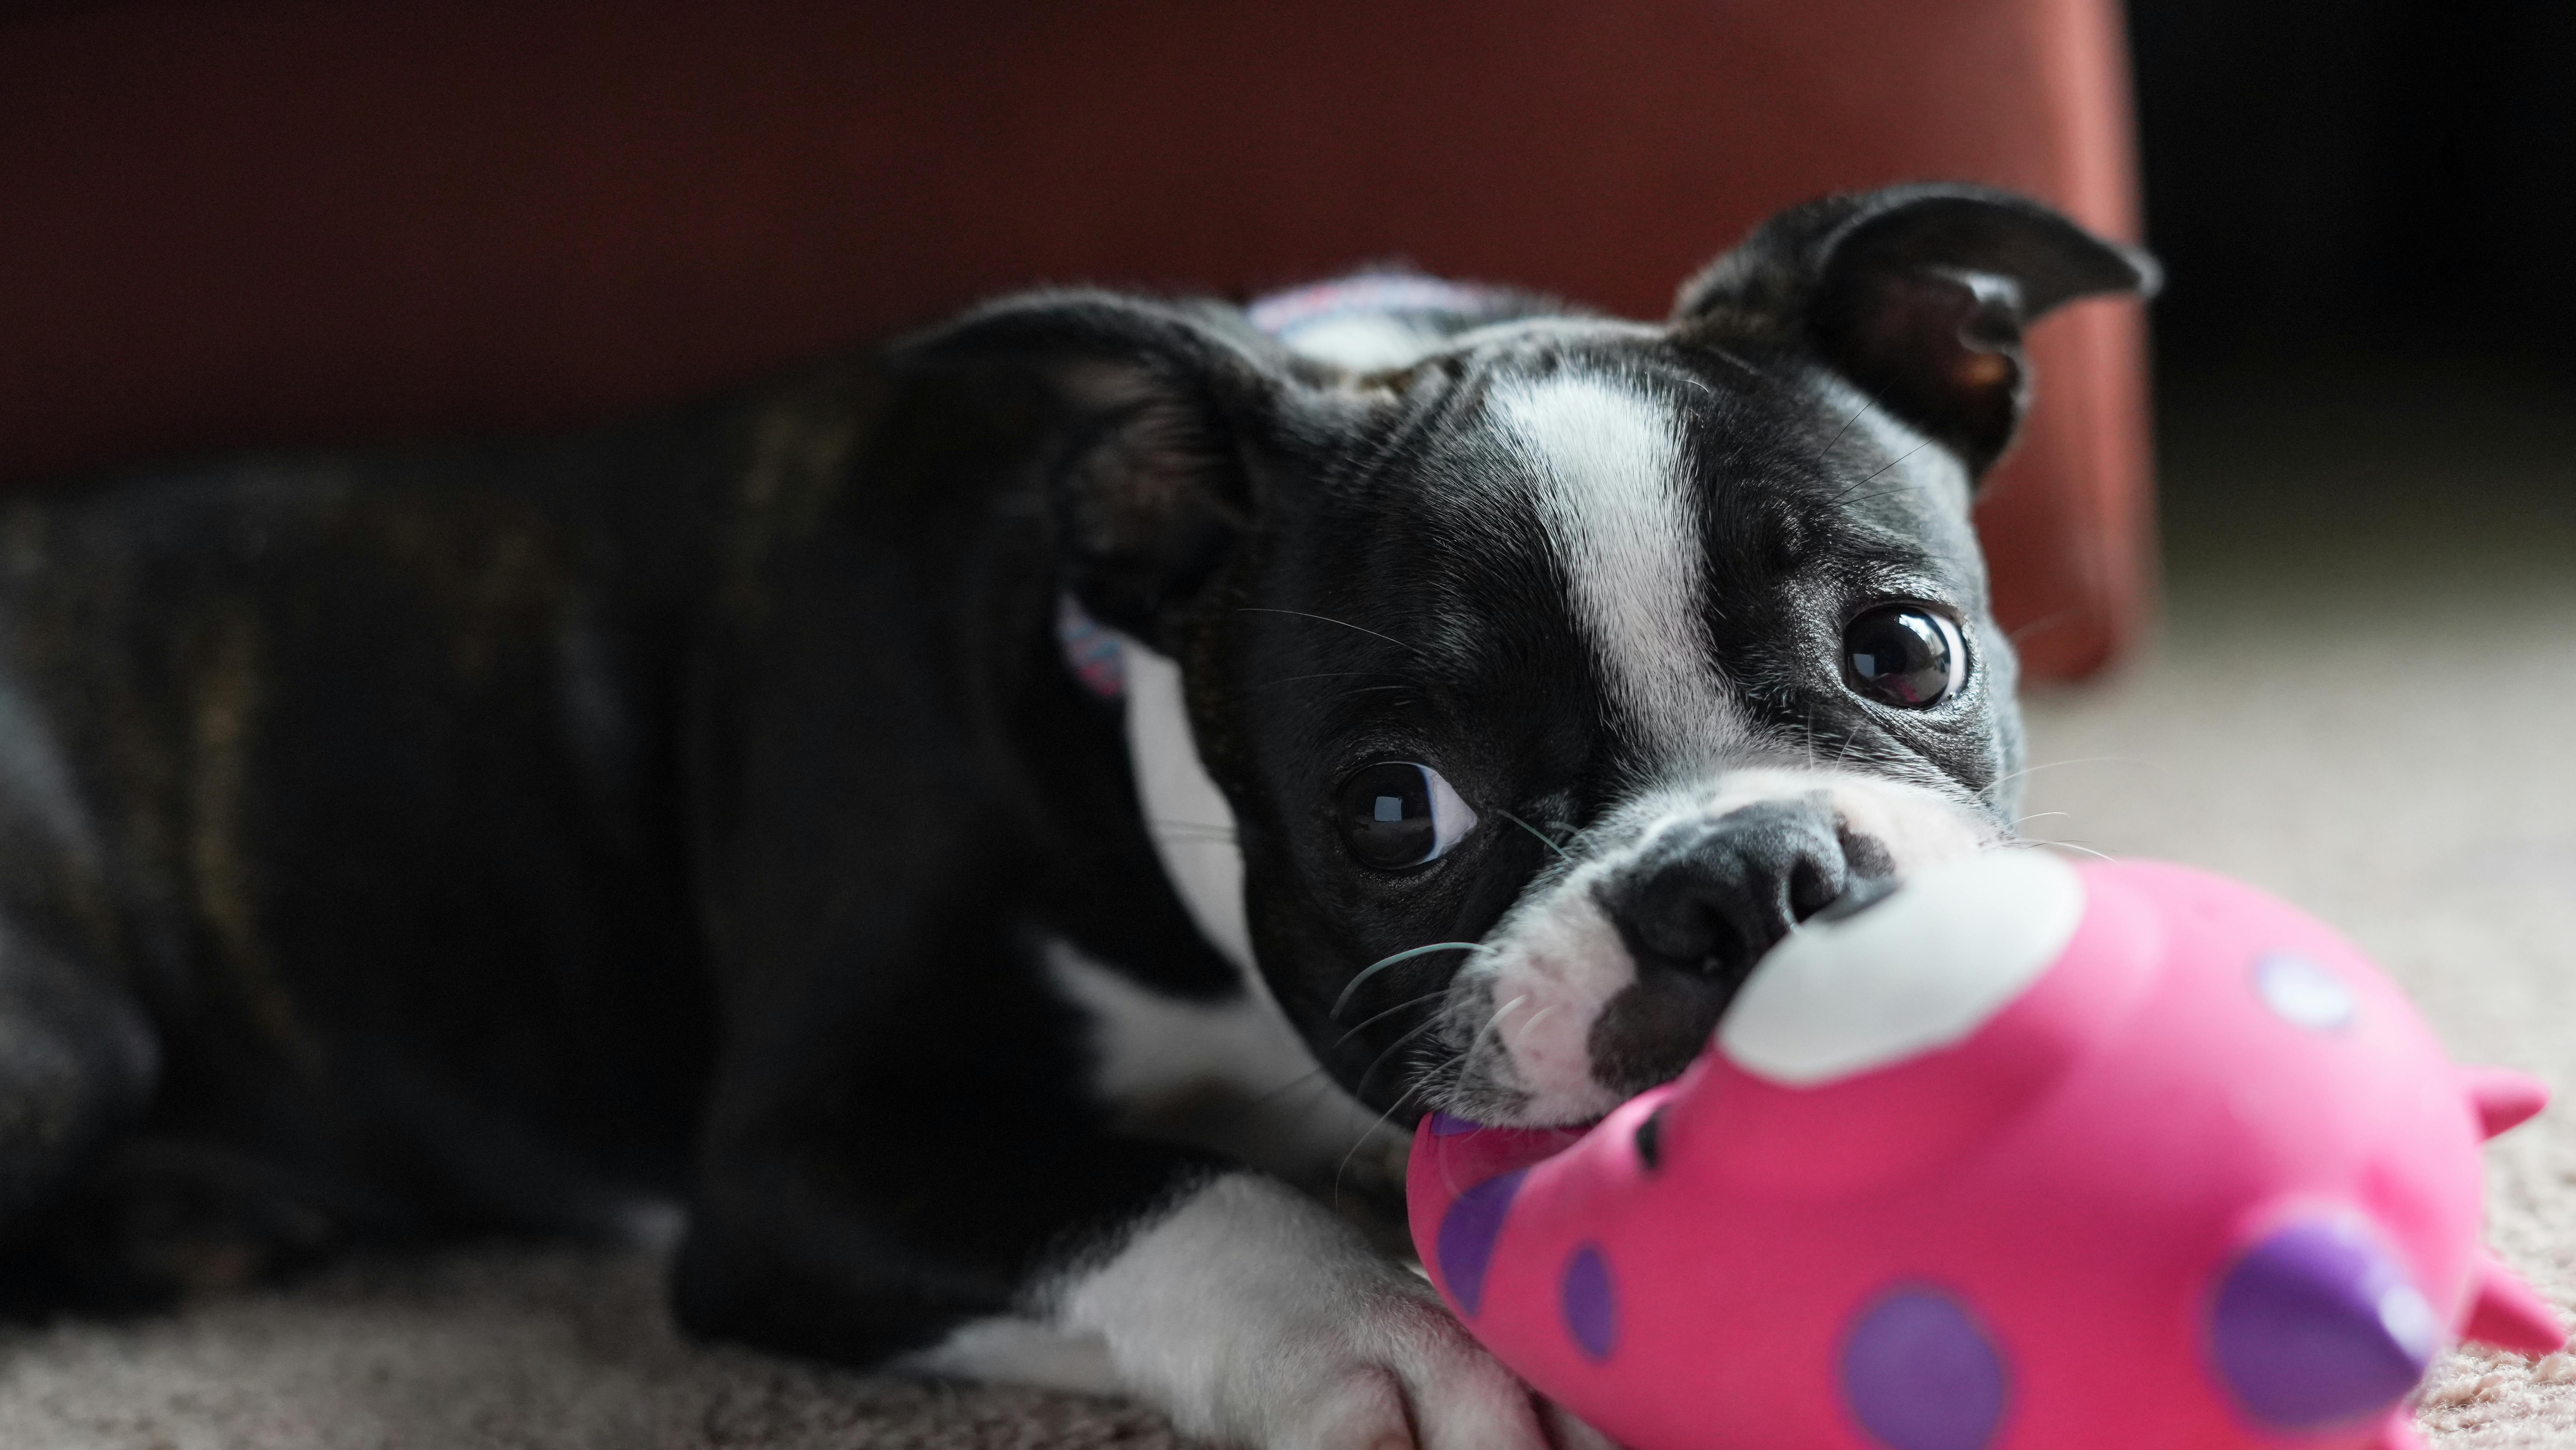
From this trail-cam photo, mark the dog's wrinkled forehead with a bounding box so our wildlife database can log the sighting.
[1257,326,1983,781]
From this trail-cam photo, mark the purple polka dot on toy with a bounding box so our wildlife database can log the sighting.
[2209,1219,2435,1430]
[1436,1170,1525,1317]
[1560,1244,1617,1360]
[1838,1287,2008,1450]
[1428,1111,1482,1137]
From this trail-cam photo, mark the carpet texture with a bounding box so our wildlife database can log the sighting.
[3,362,2574,1445]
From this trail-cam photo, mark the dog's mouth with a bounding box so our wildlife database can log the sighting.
[1414,934,1752,1131]
[1395,774,2002,1129]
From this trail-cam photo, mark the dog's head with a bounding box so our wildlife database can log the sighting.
[917,185,2154,1127]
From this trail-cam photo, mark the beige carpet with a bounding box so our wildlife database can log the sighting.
[4,360,2575,1446]
[2003,360,2576,1445]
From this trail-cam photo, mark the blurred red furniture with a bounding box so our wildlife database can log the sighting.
[0,0,2150,677]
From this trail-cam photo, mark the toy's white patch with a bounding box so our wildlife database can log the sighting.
[1719,848,2084,1086]
[1119,638,1253,972]
[2255,953,2357,1032]
[1490,372,1738,761]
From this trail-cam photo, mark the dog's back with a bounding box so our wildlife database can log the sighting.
[0,378,820,1286]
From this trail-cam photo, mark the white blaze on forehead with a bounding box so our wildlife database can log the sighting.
[1488,372,1736,757]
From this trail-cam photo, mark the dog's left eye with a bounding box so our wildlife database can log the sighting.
[1842,604,1966,708]
[1334,762,1480,871]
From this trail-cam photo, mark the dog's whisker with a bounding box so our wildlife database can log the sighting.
[1496,809,1574,864]
[1339,1010,1463,1190]
[1982,756,2141,796]
[1999,837,2117,864]
[1820,394,1876,458]
[1400,992,1528,1131]
[2006,607,2083,645]
[1251,670,1404,690]
[1333,1077,1429,1211]
[1828,438,1933,508]
[1234,607,1429,662]
[1227,1064,1334,1115]
[1331,942,1483,1020]
[1510,1003,1559,1050]
[1331,989,1452,1050]
[1188,1067,1339,1145]
[1826,486,1924,513]
[1474,992,1530,1052]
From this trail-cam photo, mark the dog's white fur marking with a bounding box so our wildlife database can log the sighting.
[1118,638,1255,972]
[1490,372,1740,761]
[1448,766,1999,1124]
[1045,940,1401,1185]
[1719,849,2083,1085]
[901,1315,1126,1396]
[1041,1173,1553,1450]
[1465,883,1634,1122]
[1046,941,1311,1109]
[1072,640,1408,1178]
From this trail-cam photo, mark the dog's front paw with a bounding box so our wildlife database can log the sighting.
[1053,1172,1568,1450]
[1245,1279,1549,1450]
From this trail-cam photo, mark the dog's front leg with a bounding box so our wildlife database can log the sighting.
[676,1066,1570,1449]
[980,1169,1570,1450]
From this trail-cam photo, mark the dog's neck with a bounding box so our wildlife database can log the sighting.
[1054,591,1253,974]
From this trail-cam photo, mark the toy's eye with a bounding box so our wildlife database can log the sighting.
[1842,604,1965,708]
[1335,762,1479,871]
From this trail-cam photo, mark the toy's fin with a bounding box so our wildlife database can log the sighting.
[2463,1253,2567,1357]
[2373,1415,2427,1450]
[2460,1066,2548,1140]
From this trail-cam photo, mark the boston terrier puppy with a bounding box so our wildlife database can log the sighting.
[0,185,2151,1449]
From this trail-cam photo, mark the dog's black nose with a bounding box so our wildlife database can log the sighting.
[1585,797,1868,1095]
[1601,798,1850,986]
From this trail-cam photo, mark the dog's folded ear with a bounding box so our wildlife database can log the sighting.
[1672,184,2158,477]
[899,292,1314,649]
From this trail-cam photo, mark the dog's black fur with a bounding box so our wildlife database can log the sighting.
[0,185,2151,1435]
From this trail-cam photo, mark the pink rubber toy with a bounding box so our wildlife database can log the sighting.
[1409,855,2563,1450]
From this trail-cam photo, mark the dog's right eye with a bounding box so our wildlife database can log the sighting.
[1335,762,1479,871]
